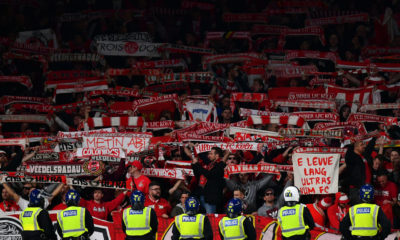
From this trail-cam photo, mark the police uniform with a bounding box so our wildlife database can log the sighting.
[171,213,213,240]
[277,204,315,240]
[340,202,391,240]
[219,215,256,240]
[56,206,94,240]
[122,206,158,240]
[20,206,57,240]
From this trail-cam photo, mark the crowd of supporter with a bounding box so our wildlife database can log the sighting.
[0,0,400,236]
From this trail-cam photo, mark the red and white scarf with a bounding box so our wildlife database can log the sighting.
[75,148,126,158]
[57,128,116,139]
[135,59,187,69]
[326,84,373,113]
[247,115,305,128]
[46,77,105,90]
[347,113,389,123]
[279,128,343,139]
[194,142,263,154]
[272,99,336,110]
[285,50,337,62]
[230,93,268,112]
[222,13,268,23]
[145,121,175,130]
[55,80,108,95]
[84,117,144,130]
[252,25,288,35]
[46,70,101,81]
[359,103,400,112]
[0,76,32,89]
[313,121,367,135]
[0,138,28,150]
[306,13,369,26]
[50,53,105,65]
[145,72,215,86]
[159,43,215,55]
[202,52,264,69]
[87,88,141,98]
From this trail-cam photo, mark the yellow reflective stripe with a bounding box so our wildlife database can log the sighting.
[219,219,226,237]
[33,209,41,230]
[175,216,181,232]
[57,212,65,233]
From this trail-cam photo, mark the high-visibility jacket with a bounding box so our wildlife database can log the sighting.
[19,207,44,231]
[349,203,380,237]
[123,207,152,236]
[219,215,247,240]
[278,204,309,238]
[175,214,205,239]
[57,206,88,238]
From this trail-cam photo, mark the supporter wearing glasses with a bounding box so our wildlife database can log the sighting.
[144,181,171,219]
[257,188,279,218]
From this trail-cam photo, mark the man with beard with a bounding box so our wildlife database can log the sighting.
[144,181,171,219]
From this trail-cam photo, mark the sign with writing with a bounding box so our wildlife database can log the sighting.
[194,142,263,154]
[82,136,149,154]
[292,153,339,195]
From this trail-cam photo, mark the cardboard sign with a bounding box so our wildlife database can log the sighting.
[292,153,339,195]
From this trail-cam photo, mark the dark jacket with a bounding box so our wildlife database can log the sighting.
[121,207,158,240]
[192,160,226,205]
[344,138,376,188]
[21,209,57,240]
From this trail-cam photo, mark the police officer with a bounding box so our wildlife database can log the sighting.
[19,189,57,240]
[218,198,256,240]
[56,190,94,240]
[277,186,315,240]
[122,190,158,240]
[340,184,391,240]
[172,196,213,240]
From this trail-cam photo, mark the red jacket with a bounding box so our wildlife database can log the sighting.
[81,192,125,220]
[144,196,171,217]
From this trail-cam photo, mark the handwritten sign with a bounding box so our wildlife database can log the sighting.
[82,136,149,154]
[293,153,339,195]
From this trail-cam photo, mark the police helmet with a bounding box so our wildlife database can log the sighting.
[283,186,300,206]
[227,198,242,218]
[29,189,44,207]
[360,184,374,202]
[185,197,200,215]
[130,190,145,210]
[65,189,80,206]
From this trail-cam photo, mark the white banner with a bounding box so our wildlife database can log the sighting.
[96,41,163,57]
[82,136,149,154]
[292,153,339,195]
[17,28,58,48]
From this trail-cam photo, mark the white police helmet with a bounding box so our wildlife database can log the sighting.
[283,186,300,202]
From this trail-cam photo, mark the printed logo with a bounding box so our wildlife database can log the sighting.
[356,207,371,214]
[63,210,77,217]
[225,219,238,227]
[22,211,33,217]
[124,42,139,54]
[282,209,296,216]
[182,216,196,222]
[129,210,143,215]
